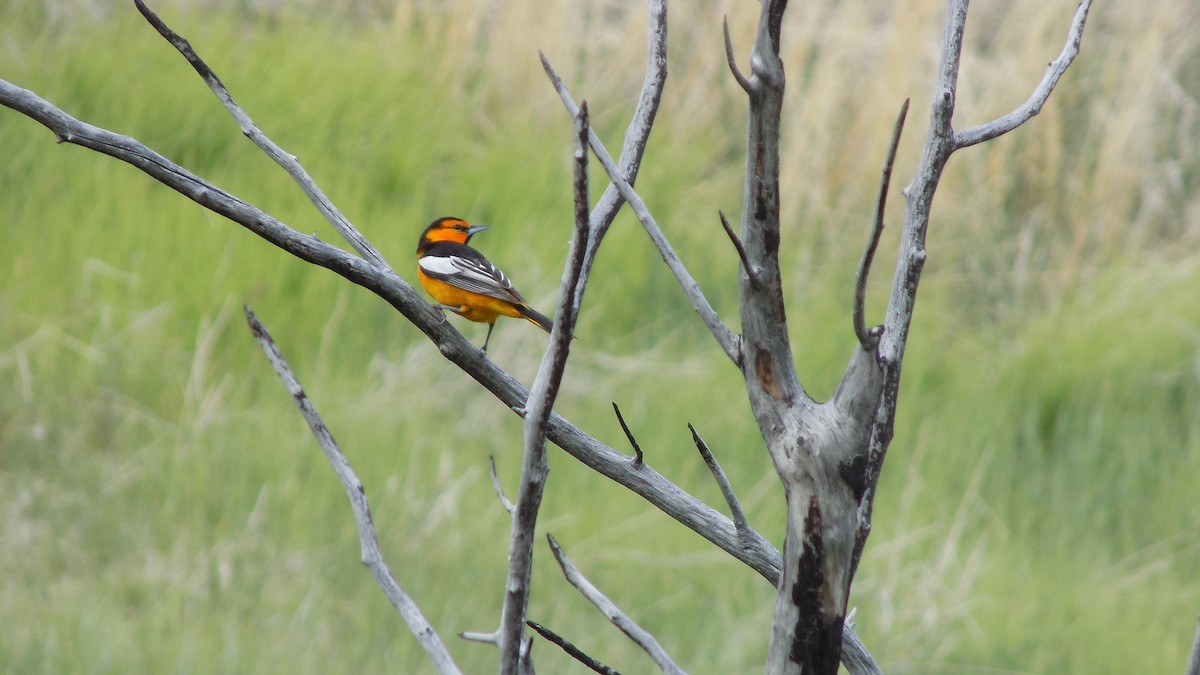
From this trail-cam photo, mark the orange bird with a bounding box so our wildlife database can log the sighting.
[416,216,553,353]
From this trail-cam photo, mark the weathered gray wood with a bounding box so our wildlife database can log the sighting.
[548,534,687,675]
[244,307,462,675]
[498,101,593,675]
[855,0,1094,572]
[717,1,1093,672]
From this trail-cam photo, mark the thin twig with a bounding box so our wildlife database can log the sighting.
[547,535,687,675]
[526,621,621,675]
[853,98,909,351]
[133,0,392,272]
[243,305,460,674]
[612,402,644,466]
[688,424,749,538]
[722,16,753,94]
[540,53,741,366]
[953,0,1093,149]
[718,210,755,284]
[459,631,499,646]
[488,455,516,515]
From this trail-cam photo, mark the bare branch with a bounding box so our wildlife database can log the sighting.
[526,621,619,675]
[547,534,687,675]
[718,209,756,285]
[853,15,1091,658]
[687,423,749,538]
[499,101,594,674]
[133,0,391,272]
[541,53,742,366]
[954,0,1093,149]
[853,98,909,351]
[488,455,516,515]
[868,0,1091,532]
[1,0,786,615]
[563,0,668,317]
[242,305,460,675]
[0,72,785,596]
[722,15,753,95]
[611,402,644,466]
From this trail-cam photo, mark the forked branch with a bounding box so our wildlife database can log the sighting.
[540,53,743,367]
[856,0,1094,586]
[568,0,668,316]
[954,0,1094,149]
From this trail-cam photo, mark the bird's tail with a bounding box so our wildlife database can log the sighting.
[517,304,554,334]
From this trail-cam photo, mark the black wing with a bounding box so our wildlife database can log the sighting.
[417,241,527,304]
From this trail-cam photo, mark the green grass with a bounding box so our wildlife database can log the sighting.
[3,0,1199,673]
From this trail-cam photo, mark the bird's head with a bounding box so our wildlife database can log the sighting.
[417,217,487,252]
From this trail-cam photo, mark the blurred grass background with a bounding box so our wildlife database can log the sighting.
[2,0,1198,672]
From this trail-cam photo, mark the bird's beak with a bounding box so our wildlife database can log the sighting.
[466,225,488,239]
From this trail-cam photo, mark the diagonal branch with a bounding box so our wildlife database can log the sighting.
[526,622,619,675]
[133,0,391,272]
[243,305,460,675]
[488,456,516,515]
[570,0,668,317]
[612,402,645,466]
[718,209,756,284]
[688,423,750,538]
[953,0,1093,149]
[499,101,594,675]
[547,534,687,675]
[541,54,742,366]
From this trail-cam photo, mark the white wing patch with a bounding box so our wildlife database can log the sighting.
[418,255,463,277]
[420,254,524,303]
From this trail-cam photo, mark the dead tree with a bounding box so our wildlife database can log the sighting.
[0,0,1093,672]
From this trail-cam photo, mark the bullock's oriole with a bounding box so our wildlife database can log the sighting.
[416,216,553,353]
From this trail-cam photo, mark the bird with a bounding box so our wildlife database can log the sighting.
[416,216,554,354]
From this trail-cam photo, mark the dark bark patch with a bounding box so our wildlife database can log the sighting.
[754,347,783,399]
[839,453,869,503]
[788,496,844,674]
[763,223,780,256]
